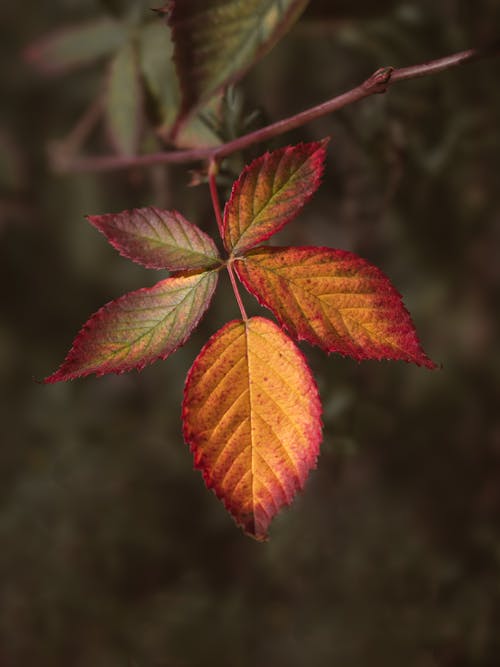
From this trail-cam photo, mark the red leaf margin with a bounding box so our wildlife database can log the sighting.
[222,139,328,255]
[87,207,221,271]
[44,271,217,383]
[235,246,437,369]
[182,316,323,540]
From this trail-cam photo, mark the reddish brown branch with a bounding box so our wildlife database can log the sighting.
[50,94,104,171]
[208,159,224,238]
[227,261,248,321]
[53,41,500,174]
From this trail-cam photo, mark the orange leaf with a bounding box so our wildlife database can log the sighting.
[223,141,327,255]
[182,316,322,540]
[235,246,436,367]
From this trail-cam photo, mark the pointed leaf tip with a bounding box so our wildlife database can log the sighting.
[235,246,436,368]
[87,207,221,271]
[45,271,218,383]
[223,140,328,255]
[183,316,322,540]
[23,19,127,75]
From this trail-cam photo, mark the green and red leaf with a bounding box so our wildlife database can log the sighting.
[183,316,322,541]
[87,207,221,271]
[24,18,127,75]
[105,41,142,156]
[168,0,310,129]
[235,246,436,368]
[45,270,218,382]
[223,141,327,255]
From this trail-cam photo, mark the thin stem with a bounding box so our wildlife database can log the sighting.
[65,94,104,152]
[54,40,500,174]
[227,262,248,321]
[49,94,103,170]
[208,156,248,319]
[208,158,224,238]
[390,42,500,82]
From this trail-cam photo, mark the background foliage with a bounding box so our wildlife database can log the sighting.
[1,1,500,665]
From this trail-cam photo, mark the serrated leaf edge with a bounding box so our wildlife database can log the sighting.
[182,316,323,540]
[44,269,218,383]
[223,139,328,255]
[235,247,437,369]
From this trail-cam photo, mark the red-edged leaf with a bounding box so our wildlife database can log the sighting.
[223,141,327,255]
[87,207,221,271]
[235,246,436,368]
[24,19,127,75]
[105,41,142,156]
[45,271,218,382]
[169,0,310,128]
[183,316,322,540]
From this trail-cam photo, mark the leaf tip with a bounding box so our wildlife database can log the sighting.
[43,372,63,385]
[242,523,269,543]
[416,354,438,370]
[224,140,329,254]
[183,317,322,541]
[151,3,172,19]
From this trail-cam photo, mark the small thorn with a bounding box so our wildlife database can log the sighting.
[151,3,171,19]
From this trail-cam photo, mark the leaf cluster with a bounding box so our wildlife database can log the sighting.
[46,141,434,539]
[24,0,310,156]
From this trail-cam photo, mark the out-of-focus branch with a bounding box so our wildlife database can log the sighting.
[53,41,500,174]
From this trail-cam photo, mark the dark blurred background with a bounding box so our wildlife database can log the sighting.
[1,1,500,665]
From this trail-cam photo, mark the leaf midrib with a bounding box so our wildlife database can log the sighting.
[232,153,313,252]
[93,273,211,365]
[244,258,409,352]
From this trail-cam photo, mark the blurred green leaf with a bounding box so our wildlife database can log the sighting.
[168,0,310,128]
[24,18,128,75]
[138,21,180,131]
[105,41,142,156]
[139,21,222,149]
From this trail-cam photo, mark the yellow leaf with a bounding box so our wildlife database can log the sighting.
[183,316,322,540]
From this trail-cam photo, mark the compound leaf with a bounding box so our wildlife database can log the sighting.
[169,0,310,128]
[105,41,142,155]
[45,270,218,382]
[235,246,436,367]
[87,207,221,271]
[183,316,322,540]
[223,141,327,255]
[24,18,128,75]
